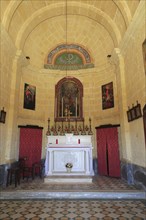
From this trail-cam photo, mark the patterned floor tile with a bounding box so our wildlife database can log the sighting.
[0,176,145,219]
[1,175,138,192]
[0,200,145,219]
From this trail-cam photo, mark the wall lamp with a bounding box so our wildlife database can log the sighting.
[26,56,30,60]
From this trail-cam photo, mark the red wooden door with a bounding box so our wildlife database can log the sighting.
[96,127,121,177]
[19,127,43,167]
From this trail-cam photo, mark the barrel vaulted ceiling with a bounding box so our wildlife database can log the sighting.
[1,0,140,69]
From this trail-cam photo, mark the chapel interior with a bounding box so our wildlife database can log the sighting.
[0,0,146,193]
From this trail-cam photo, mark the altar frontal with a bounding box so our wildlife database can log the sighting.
[44,134,94,183]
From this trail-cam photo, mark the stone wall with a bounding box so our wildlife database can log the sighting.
[119,2,145,167]
[121,159,146,191]
[0,26,16,164]
[17,64,119,158]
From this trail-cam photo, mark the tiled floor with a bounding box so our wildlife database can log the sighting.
[0,176,146,219]
[0,176,138,191]
[0,199,146,219]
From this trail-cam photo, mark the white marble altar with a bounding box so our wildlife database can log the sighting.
[45,134,94,178]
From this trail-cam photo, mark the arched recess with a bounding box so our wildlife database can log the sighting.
[44,44,94,70]
[55,77,83,122]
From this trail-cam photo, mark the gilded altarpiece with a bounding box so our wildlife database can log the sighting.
[55,77,83,122]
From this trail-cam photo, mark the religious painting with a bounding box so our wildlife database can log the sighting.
[102,82,114,110]
[135,103,142,119]
[23,83,36,110]
[55,77,83,122]
[143,104,146,145]
[59,81,79,117]
[131,107,136,120]
[44,44,94,70]
[142,39,146,75]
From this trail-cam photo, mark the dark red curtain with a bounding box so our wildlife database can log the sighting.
[96,128,108,175]
[106,127,121,177]
[19,128,43,167]
[96,127,120,177]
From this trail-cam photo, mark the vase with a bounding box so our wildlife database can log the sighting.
[66,167,72,173]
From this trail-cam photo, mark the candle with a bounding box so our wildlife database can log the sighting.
[76,97,77,117]
[55,97,57,118]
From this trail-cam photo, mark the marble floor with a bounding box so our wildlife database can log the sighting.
[0,199,146,220]
[0,176,146,219]
[0,175,140,192]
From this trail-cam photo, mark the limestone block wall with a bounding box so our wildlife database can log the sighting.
[0,26,16,164]
[120,4,146,167]
[18,64,119,159]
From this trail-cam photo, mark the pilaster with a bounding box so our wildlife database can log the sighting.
[5,50,23,162]
[111,48,132,161]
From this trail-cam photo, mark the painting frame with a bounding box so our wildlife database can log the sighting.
[0,109,6,123]
[23,83,36,110]
[102,81,114,110]
[130,107,136,121]
[135,103,142,119]
[127,109,132,122]
[55,77,84,122]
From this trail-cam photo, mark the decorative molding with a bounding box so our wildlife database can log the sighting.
[44,63,94,70]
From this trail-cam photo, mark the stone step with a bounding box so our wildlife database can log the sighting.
[1,191,145,200]
[44,175,93,183]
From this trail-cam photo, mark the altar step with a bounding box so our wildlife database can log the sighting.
[44,175,93,183]
[1,176,145,200]
[1,190,145,200]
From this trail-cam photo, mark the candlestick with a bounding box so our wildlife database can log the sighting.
[81,118,86,135]
[53,120,58,135]
[88,117,93,135]
[76,97,77,117]
[68,118,70,133]
[74,119,79,135]
[46,117,51,135]
[60,119,64,135]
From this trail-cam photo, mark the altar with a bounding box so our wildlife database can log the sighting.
[44,134,94,182]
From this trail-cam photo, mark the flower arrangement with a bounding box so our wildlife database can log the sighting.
[65,163,73,168]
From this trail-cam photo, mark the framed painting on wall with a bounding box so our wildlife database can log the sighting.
[23,83,36,110]
[101,82,114,110]
[55,77,84,122]
[127,109,132,122]
[131,107,136,120]
[0,108,6,123]
[135,103,142,119]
